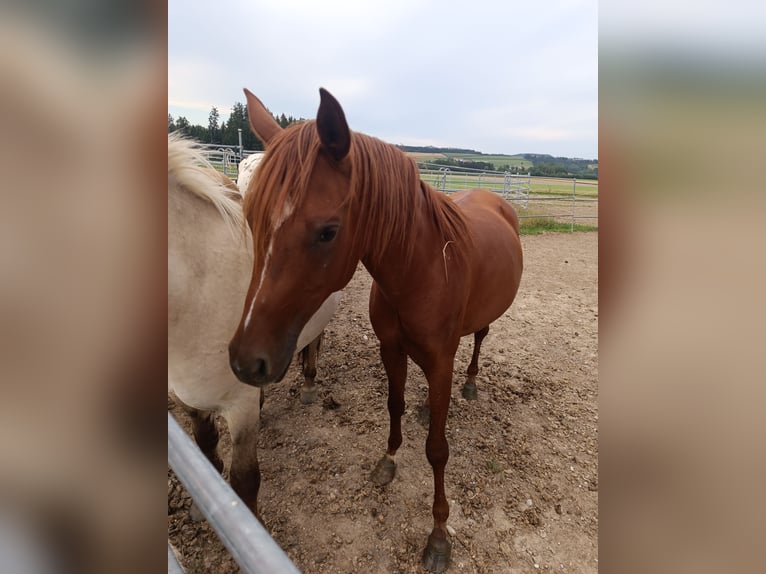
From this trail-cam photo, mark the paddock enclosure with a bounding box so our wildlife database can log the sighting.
[196,144,598,232]
[168,231,598,573]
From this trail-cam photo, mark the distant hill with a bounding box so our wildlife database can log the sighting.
[397,145,477,155]
[398,145,598,180]
[518,153,598,179]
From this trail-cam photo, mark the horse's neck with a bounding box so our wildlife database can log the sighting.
[360,182,450,298]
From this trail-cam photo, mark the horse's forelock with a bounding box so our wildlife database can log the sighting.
[243,122,322,267]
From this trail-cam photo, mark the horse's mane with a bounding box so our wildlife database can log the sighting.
[168,133,244,235]
[243,121,471,268]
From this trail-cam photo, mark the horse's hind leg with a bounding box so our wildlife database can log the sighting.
[299,332,322,404]
[462,326,489,400]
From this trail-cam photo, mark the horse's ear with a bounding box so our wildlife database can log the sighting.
[243,88,282,146]
[316,88,351,162]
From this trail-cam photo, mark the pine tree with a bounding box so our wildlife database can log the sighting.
[223,102,247,146]
[208,106,220,143]
[175,116,190,133]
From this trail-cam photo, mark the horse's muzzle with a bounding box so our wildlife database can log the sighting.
[228,344,293,387]
[229,353,271,387]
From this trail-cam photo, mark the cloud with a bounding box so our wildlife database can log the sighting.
[169,0,598,157]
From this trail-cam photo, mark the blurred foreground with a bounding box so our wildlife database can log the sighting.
[600,2,766,572]
[0,3,165,573]
[2,1,765,573]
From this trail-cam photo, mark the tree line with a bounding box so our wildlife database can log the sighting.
[407,148,597,179]
[168,109,597,179]
[168,103,306,151]
[520,154,598,179]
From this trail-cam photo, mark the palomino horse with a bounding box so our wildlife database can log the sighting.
[228,88,523,572]
[168,134,340,515]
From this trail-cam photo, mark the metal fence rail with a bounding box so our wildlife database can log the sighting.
[416,162,598,230]
[168,412,301,574]
[418,162,532,204]
[195,144,242,179]
[168,543,185,574]
[185,151,597,230]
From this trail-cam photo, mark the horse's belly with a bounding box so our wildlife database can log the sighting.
[461,283,518,335]
[459,197,523,334]
[295,291,342,350]
[168,354,236,412]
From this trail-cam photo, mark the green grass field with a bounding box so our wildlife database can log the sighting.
[405,152,448,162]
[519,217,598,235]
[417,171,598,198]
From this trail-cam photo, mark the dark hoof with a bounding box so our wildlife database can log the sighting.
[417,404,431,427]
[189,501,205,522]
[300,386,318,404]
[370,455,396,486]
[462,382,478,400]
[209,453,224,474]
[422,531,452,573]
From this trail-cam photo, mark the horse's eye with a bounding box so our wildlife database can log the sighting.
[318,226,338,243]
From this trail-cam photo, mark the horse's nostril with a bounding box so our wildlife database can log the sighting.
[230,356,243,379]
[253,357,269,380]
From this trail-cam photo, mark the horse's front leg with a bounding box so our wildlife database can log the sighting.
[223,392,263,520]
[370,340,408,485]
[177,403,223,473]
[422,360,455,573]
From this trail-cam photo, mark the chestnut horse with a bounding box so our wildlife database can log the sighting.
[168,134,340,516]
[228,89,523,572]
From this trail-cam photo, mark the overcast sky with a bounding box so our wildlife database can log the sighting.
[169,0,598,159]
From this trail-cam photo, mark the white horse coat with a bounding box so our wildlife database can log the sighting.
[236,152,265,195]
[168,134,340,512]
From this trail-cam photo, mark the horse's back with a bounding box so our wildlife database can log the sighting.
[451,188,519,234]
[237,153,265,195]
[451,189,523,333]
[211,169,240,194]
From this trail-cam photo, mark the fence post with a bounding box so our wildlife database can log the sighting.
[571,177,576,232]
[237,128,243,161]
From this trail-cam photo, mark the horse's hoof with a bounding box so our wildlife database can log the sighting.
[422,531,452,573]
[370,455,396,486]
[189,501,205,522]
[208,454,224,474]
[462,382,478,401]
[300,386,318,404]
[417,405,431,427]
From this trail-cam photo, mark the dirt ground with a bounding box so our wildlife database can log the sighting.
[168,231,598,573]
